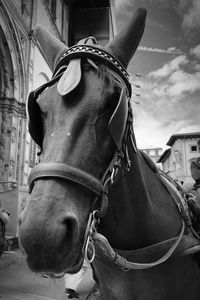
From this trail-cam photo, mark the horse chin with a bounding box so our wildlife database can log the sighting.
[24,247,84,275]
[64,254,84,274]
[37,255,85,278]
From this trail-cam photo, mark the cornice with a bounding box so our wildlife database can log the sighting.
[0,96,26,119]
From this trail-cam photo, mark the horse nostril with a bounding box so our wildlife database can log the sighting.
[62,216,79,250]
[18,217,22,227]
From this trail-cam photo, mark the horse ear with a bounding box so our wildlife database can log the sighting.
[34,25,68,71]
[105,7,147,69]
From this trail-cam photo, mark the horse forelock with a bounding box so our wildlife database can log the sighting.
[96,64,124,92]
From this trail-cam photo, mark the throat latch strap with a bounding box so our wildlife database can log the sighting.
[28,162,104,196]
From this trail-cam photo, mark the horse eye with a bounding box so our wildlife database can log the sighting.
[103,92,119,113]
[110,92,119,107]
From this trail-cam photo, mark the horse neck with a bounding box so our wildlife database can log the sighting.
[99,137,182,250]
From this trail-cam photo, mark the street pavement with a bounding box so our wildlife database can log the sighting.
[0,250,95,300]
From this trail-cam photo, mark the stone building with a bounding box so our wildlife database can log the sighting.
[141,147,163,165]
[158,132,200,190]
[0,0,115,237]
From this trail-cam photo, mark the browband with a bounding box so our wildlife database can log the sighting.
[53,45,132,97]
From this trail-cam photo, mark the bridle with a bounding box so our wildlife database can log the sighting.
[27,42,135,260]
[28,44,134,204]
[27,44,191,274]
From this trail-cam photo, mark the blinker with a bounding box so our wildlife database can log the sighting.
[26,72,63,148]
[57,58,81,96]
[27,90,44,148]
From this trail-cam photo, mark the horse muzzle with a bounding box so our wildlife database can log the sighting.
[18,195,82,273]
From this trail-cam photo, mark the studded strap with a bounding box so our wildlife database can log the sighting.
[53,45,132,96]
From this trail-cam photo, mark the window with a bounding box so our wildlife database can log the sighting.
[190,145,197,152]
[149,149,155,156]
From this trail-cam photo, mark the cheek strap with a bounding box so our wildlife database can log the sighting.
[109,87,128,150]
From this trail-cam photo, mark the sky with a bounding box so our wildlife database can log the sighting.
[114,0,200,150]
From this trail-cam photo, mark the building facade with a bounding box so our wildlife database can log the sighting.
[142,147,163,165]
[0,0,115,236]
[158,132,200,190]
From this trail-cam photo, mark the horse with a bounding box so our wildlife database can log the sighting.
[18,8,200,299]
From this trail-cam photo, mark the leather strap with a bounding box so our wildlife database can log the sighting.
[109,87,128,151]
[27,72,63,148]
[93,220,185,270]
[28,162,104,196]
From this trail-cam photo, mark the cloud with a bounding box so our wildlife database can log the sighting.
[147,18,171,33]
[114,0,200,31]
[152,84,168,97]
[191,45,200,59]
[181,0,200,29]
[138,46,182,55]
[113,0,200,148]
[148,55,188,78]
[178,125,200,134]
[194,64,200,71]
[133,106,167,148]
[153,0,200,30]
[168,70,200,97]
[132,49,200,148]
[148,69,200,98]
[133,104,199,149]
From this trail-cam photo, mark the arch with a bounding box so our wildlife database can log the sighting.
[0,5,26,105]
[0,6,26,184]
[0,27,14,98]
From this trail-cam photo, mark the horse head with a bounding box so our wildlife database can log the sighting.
[18,8,146,275]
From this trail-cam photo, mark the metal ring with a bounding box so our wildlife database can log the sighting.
[84,238,96,264]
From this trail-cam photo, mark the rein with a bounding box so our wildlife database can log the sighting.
[90,219,185,270]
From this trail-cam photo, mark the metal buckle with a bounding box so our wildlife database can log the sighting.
[82,210,98,264]
[110,168,116,184]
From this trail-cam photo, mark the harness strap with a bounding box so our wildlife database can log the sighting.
[93,220,185,270]
[28,162,104,196]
